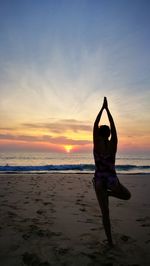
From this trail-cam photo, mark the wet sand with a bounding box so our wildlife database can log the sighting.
[0,173,150,266]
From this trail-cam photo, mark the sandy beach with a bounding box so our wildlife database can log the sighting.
[0,173,150,266]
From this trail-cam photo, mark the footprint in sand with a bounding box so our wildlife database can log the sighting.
[141,223,150,227]
[35,198,41,202]
[120,234,130,242]
[7,210,18,218]
[81,251,97,260]
[22,252,50,266]
[136,217,150,227]
[22,224,62,240]
[22,233,30,240]
[43,201,53,206]
[79,207,86,212]
[54,247,71,255]
[85,218,93,223]
[119,234,136,244]
[76,199,81,204]
[36,209,46,215]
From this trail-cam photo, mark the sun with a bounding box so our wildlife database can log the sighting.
[64,145,73,153]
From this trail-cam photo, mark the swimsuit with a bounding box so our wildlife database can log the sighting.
[93,150,118,189]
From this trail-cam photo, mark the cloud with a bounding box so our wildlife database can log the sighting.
[0,127,17,131]
[0,133,40,142]
[42,135,91,145]
[0,133,91,146]
[22,119,92,133]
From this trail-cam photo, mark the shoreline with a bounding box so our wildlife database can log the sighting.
[0,173,150,265]
[0,171,150,175]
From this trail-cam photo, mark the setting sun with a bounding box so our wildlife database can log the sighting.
[64,145,73,153]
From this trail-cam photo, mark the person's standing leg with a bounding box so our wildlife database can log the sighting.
[95,180,113,246]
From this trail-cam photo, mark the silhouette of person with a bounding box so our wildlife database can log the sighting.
[93,97,131,246]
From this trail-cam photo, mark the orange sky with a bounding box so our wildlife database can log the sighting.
[0,115,149,154]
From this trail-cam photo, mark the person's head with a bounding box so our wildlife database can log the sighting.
[98,125,110,139]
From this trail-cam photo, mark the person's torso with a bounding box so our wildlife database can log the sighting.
[93,139,116,175]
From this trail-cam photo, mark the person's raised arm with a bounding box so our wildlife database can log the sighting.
[105,99,118,146]
[93,98,105,144]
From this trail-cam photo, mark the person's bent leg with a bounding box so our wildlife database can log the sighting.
[108,180,131,200]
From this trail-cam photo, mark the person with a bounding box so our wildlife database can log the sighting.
[93,97,131,246]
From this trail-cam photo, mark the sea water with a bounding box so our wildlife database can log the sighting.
[0,151,150,174]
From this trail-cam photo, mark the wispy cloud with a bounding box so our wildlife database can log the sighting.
[23,119,92,133]
[0,133,91,146]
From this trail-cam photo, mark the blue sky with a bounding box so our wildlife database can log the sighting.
[0,0,150,153]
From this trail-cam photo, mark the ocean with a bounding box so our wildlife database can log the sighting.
[0,151,150,174]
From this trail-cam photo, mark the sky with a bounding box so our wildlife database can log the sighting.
[0,0,150,154]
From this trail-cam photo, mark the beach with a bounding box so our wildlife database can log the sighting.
[0,173,150,266]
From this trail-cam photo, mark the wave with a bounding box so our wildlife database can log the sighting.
[0,164,150,173]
